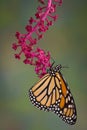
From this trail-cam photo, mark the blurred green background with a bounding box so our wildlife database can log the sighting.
[0,0,87,130]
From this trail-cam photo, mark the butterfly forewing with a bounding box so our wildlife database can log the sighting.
[29,73,60,111]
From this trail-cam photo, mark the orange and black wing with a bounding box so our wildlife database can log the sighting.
[29,71,77,125]
[52,72,77,125]
[29,73,62,111]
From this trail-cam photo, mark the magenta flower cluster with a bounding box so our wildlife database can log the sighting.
[12,0,62,77]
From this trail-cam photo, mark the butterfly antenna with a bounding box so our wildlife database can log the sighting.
[50,57,55,68]
[62,65,69,69]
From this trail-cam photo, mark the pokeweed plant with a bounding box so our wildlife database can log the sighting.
[12,0,62,77]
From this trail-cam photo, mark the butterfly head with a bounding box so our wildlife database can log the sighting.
[55,64,69,71]
[48,64,62,76]
[55,64,62,71]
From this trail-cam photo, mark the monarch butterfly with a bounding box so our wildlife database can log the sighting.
[29,64,77,125]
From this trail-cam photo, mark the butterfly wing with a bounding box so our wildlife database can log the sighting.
[52,72,77,125]
[29,73,61,111]
[29,71,77,125]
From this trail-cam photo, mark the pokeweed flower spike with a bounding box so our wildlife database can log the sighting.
[12,0,62,77]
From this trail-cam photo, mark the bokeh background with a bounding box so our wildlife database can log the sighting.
[0,0,87,130]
